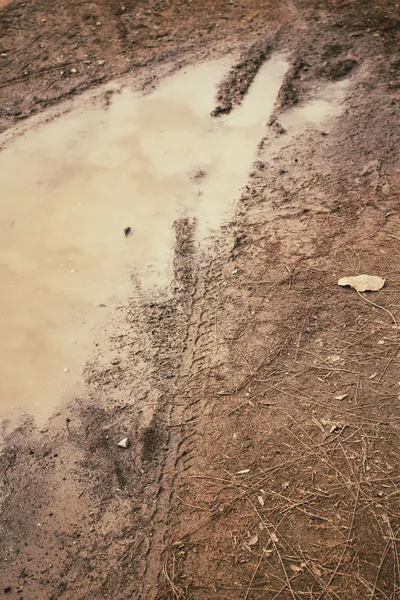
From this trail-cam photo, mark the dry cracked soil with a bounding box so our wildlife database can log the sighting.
[1,0,400,599]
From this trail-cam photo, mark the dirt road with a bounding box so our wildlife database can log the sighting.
[1,0,400,599]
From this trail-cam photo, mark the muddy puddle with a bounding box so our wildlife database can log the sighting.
[0,56,291,425]
[279,80,349,129]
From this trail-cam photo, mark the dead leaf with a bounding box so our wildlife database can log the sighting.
[290,564,303,573]
[338,274,385,292]
[257,496,265,506]
[248,535,258,546]
[270,532,279,543]
[330,424,340,433]
[311,564,322,578]
[334,393,348,400]
[327,354,342,364]
[369,372,378,379]
[263,548,273,556]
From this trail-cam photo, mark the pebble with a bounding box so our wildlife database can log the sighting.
[117,437,130,449]
[63,367,70,373]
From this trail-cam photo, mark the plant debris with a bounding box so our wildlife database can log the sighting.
[338,274,385,292]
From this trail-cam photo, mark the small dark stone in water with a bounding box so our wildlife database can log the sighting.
[124,226,132,237]
[191,169,206,181]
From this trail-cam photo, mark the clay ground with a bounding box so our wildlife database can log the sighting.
[1,0,400,599]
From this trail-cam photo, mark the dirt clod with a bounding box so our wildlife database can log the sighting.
[212,40,273,116]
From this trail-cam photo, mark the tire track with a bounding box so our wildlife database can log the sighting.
[137,219,224,598]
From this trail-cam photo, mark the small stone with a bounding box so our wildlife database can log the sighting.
[63,367,70,373]
[97,303,106,307]
[117,437,130,449]
[38,427,48,433]
[70,68,77,73]
[97,60,105,66]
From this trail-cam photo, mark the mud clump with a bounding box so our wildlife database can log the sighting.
[320,58,358,81]
[322,43,345,58]
[172,217,197,295]
[274,57,309,110]
[211,40,272,116]
[141,422,163,463]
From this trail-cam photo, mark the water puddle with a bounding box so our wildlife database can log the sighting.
[279,80,349,130]
[0,56,289,424]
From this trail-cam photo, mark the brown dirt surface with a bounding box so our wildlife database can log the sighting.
[1,0,400,599]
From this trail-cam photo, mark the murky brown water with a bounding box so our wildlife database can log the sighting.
[279,80,348,129]
[0,57,290,424]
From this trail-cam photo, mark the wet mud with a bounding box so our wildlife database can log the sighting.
[1,1,400,599]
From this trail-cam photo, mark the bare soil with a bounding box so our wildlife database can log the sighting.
[1,1,400,599]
